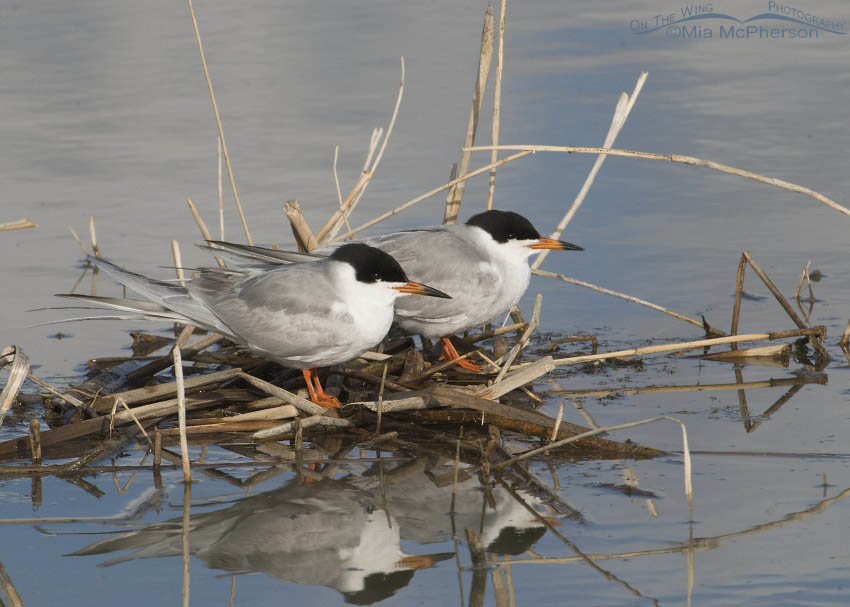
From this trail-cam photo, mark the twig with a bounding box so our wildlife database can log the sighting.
[217,136,224,240]
[186,0,252,244]
[477,356,554,401]
[465,144,850,218]
[235,372,328,416]
[173,347,191,482]
[741,252,807,330]
[186,198,226,267]
[532,72,648,271]
[67,226,91,256]
[89,216,102,258]
[533,269,722,334]
[171,240,186,287]
[252,415,352,440]
[487,0,507,211]
[284,200,319,252]
[0,561,24,607]
[445,5,495,225]
[330,151,534,243]
[493,294,542,382]
[317,57,405,244]
[546,327,823,367]
[0,218,37,232]
[26,373,86,410]
[332,146,352,237]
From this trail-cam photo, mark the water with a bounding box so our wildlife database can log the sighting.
[2,0,850,604]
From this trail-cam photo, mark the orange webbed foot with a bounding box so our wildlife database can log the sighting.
[439,336,482,373]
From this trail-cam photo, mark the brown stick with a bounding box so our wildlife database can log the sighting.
[285,200,319,253]
[186,0,252,243]
[730,253,747,349]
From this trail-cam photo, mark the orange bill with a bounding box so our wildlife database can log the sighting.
[528,237,583,251]
[394,281,452,298]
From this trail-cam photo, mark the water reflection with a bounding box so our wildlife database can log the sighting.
[70,457,552,603]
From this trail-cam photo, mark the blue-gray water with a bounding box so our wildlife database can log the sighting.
[2,1,850,605]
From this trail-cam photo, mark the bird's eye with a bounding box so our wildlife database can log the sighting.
[373,272,381,281]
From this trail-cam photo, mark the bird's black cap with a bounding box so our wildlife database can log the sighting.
[330,242,409,284]
[465,210,541,243]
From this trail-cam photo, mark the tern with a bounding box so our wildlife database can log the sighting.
[206,210,582,372]
[59,243,450,408]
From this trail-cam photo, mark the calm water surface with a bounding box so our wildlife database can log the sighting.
[2,1,850,605]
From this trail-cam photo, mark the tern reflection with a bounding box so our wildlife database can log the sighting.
[71,457,550,603]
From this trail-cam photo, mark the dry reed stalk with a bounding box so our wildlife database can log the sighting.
[546,327,822,367]
[317,58,405,244]
[186,0,251,244]
[550,401,564,441]
[0,562,23,607]
[91,368,240,412]
[0,218,37,232]
[217,137,224,240]
[221,405,298,422]
[252,415,352,440]
[332,146,353,237]
[171,240,186,287]
[532,269,715,333]
[67,226,91,256]
[532,72,648,271]
[284,200,319,252]
[493,294,542,382]
[476,356,554,400]
[330,151,533,242]
[236,372,327,416]
[186,198,226,267]
[24,373,85,409]
[459,322,527,345]
[400,350,477,384]
[116,397,151,445]
[741,252,807,330]
[350,395,432,413]
[486,0,507,211]
[793,260,812,300]
[172,347,191,482]
[731,253,747,349]
[88,216,102,258]
[0,346,30,426]
[467,144,850,218]
[444,5,495,225]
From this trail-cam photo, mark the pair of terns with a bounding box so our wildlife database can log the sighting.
[66,210,581,408]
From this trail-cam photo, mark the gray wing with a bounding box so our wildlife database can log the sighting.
[202,241,327,266]
[88,257,238,335]
[369,229,504,333]
[187,263,356,365]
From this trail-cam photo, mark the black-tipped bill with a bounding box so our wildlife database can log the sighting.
[394,281,452,299]
[528,238,583,251]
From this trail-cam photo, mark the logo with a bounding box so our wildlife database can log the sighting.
[630,2,846,40]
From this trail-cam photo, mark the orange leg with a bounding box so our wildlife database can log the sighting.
[302,369,342,409]
[439,336,481,373]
